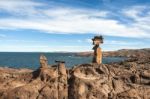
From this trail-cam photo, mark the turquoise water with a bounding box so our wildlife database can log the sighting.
[0,52,125,69]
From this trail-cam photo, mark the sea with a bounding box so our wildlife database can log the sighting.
[0,52,125,69]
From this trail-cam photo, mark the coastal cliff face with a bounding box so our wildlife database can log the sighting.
[0,49,150,99]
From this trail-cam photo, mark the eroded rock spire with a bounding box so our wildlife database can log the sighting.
[40,54,48,68]
[92,35,103,64]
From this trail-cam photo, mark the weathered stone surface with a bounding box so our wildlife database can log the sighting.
[0,49,150,99]
[56,61,68,99]
[92,36,103,64]
[0,56,68,99]
[40,54,48,68]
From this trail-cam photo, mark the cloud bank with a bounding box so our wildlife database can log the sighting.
[0,0,149,39]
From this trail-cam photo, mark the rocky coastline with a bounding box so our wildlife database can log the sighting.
[0,49,149,99]
[75,48,150,58]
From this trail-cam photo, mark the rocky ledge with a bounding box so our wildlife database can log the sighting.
[0,49,150,99]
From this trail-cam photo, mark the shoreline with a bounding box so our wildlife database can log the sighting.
[0,48,149,99]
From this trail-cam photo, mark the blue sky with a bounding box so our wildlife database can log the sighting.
[0,0,150,52]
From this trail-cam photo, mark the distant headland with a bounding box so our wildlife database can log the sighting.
[0,36,149,99]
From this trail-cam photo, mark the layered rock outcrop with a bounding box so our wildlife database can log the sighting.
[69,61,150,99]
[0,56,68,99]
[0,49,150,99]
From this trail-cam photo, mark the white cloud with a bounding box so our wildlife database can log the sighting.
[0,39,47,43]
[0,1,149,39]
[85,39,92,43]
[123,6,146,19]
[0,0,43,16]
[123,5,150,36]
[0,45,91,52]
[104,40,143,45]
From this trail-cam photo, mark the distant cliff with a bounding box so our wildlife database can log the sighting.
[0,49,150,99]
[75,48,150,58]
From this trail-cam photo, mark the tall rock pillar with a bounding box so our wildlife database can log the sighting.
[92,36,103,64]
[55,61,68,99]
[40,54,48,68]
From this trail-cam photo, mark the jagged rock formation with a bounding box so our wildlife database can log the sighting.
[68,60,150,99]
[0,50,150,99]
[55,61,68,99]
[92,36,103,64]
[40,54,48,68]
[0,55,68,99]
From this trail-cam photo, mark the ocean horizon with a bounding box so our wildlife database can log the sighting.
[0,52,125,69]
